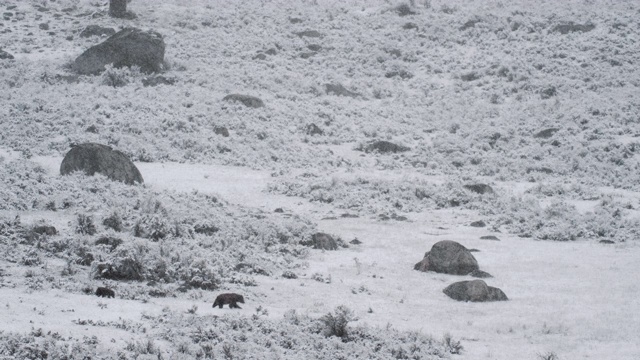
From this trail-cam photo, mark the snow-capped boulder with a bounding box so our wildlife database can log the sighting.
[60,143,143,185]
[414,240,479,275]
[74,27,165,75]
[443,280,508,302]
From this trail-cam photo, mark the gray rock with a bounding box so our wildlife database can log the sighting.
[302,232,338,250]
[306,123,323,136]
[443,280,508,302]
[534,128,559,139]
[480,235,500,241]
[364,140,410,154]
[470,220,486,228]
[74,27,165,75]
[295,30,322,38]
[463,184,494,194]
[60,143,143,185]
[414,240,479,275]
[214,126,230,137]
[223,94,264,108]
[325,83,360,98]
[0,49,14,60]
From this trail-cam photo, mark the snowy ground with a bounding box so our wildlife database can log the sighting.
[2,0,640,359]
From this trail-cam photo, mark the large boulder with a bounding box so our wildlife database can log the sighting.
[74,27,165,75]
[60,143,143,185]
[443,280,508,302]
[414,240,479,275]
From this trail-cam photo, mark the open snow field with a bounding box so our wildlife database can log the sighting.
[1,0,640,359]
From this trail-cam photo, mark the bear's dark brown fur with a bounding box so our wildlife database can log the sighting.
[96,287,115,298]
[212,293,244,309]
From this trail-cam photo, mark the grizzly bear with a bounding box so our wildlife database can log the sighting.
[212,293,244,309]
[96,287,115,298]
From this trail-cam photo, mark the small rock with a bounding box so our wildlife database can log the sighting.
[463,184,494,194]
[274,208,284,213]
[223,94,264,108]
[349,238,362,245]
[325,83,360,98]
[534,128,560,139]
[364,140,410,154]
[295,30,322,38]
[0,49,14,60]
[265,48,277,55]
[289,17,303,24]
[306,123,323,136]
[300,52,316,59]
[470,220,486,228]
[479,235,500,241]
[599,240,615,244]
[39,23,49,30]
[253,53,267,60]
[214,126,230,137]
[307,44,321,51]
[403,22,418,30]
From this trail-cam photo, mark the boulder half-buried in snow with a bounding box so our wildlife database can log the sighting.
[74,27,165,75]
[60,143,143,185]
[443,280,508,302]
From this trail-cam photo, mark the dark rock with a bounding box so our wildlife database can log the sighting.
[307,44,321,51]
[32,225,57,236]
[214,126,230,137]
[364,140,410,154]
[414,240,479,275]
[85,125,99,133]
[552,22,595,34]
[306,123,323,136]
[325,83,360,98]
[480,235,500,241]
[470,269,493,278]
[395,4,416,16]
[289,17,303,24]
[460,19,481,31]
[274,208,284,213]
[74,27,165,75]
[80,25,115,38]
[470,220,486,228]
[0,49,14,60]
[349,238,362,245]
[253,53,267,60]
[461,71,481,81]
[463,184,494,194]
[265,48,277,55]
[302,232,338,250]
[467,248,480,253]
[385,70,413,79]
[541,86,557,99]
[341,213,359,218]
[141,75,175,87]
[534,128,560,139]
[526,167,554,174]
[403,22,418,30]
[60,143,144,185]
[39,23,49,30]
[300,52,316,59]
[223,94,264,108]
[295,30,322,38]
[443,280,507,302]
[599,240,615,244]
